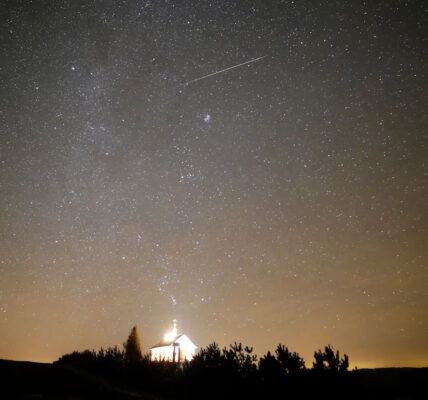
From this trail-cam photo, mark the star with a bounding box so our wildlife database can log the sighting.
[0,0,425,369]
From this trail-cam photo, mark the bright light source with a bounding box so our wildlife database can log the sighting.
[163,319,177,342]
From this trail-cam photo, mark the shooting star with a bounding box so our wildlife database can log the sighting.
[179,56,266,87]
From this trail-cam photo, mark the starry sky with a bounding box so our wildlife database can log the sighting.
[0,1,427,368]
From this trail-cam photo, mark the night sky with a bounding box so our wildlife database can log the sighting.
[0,1,427,368]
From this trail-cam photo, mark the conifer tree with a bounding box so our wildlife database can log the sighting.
[275,344,305,374]
[124,325,143,362]
[313,344,349,372]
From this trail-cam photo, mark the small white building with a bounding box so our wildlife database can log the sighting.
[150,320,197,362]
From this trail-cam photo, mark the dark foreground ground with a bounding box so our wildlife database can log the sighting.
[0,358,427,399]
[0,359,159,400]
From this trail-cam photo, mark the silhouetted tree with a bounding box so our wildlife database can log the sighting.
[275,344,305,374]
[190,341,223,369]
[184,342,259,399]
[223,342,257,377]
[124,325,143,363]
[56,336,356,400]
[55,349,97,368]
[101,345,125,362]
[313,345,349,372]
[258,351,282,380]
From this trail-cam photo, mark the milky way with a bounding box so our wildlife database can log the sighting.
[0,1,427,367]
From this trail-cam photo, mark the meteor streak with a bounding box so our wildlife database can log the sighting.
[180,56,266,87]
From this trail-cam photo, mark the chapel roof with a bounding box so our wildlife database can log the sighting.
[150,334,185,349]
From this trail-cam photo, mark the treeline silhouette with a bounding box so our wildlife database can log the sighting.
[55,329,357,399]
